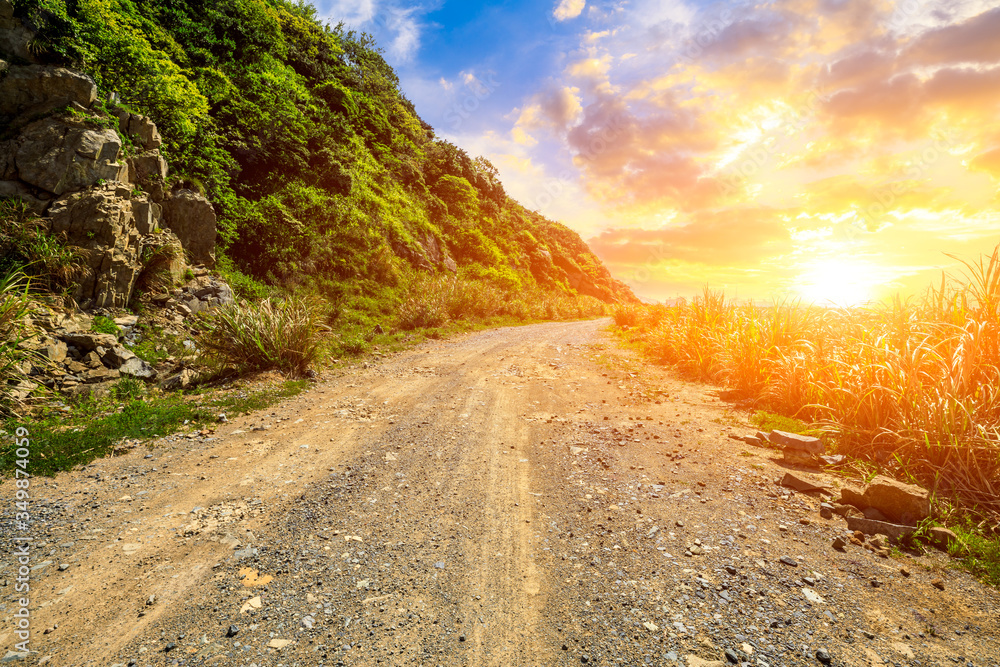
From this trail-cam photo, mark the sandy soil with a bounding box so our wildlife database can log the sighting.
[2,319,999,667]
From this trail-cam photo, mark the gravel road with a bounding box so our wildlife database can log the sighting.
[2,319,999,667]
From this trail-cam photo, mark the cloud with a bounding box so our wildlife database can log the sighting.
[553,0,586,22]
[970,147,1000,176]
[903,7,1000,66]
[313,0,428,61]
[588,207,793,266]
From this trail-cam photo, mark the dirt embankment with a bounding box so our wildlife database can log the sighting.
[2,319,999,667]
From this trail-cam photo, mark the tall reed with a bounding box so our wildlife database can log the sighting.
[614,246,1000,514]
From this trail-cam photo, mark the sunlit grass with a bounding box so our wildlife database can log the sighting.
[614,244,1000,517]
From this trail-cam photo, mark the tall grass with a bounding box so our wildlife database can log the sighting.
[614,245,1000,515]
[0,269,33,417]
[396,274,608,330]
[196,296,328,376]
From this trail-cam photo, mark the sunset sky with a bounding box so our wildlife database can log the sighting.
[314,0,1000,304]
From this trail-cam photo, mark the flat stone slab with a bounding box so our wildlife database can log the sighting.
[769,430,824,454]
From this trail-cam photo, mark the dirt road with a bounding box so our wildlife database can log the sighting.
[3,319,999,667]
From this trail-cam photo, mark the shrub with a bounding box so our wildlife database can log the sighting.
[196,296,327,375]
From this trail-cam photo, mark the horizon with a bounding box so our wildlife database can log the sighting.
[311,0,1000,306]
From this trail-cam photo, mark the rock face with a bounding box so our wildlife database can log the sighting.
[14,117,127,195]
[0,0,35,62]
[162,189,217,267]
[127,151,168,188]
[116,109,162,150]
[48,183,144,308]
[0,65,96,121]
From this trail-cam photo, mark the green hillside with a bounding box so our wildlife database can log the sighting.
[9,0,635,333]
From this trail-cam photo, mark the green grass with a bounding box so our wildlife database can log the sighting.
[946,519,1000,588]
[0,379,309,476]
[91,315,121,337]
[750,410,824,437]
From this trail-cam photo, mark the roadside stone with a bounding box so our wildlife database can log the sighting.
[119,357,157,380]
[815,647,832,664]
[779,556,798,567]
[931,578,945,590]
[845,516,915,542]
[769,430,824,454]
[60,332,118,351]
[819,504,834,520]
[724,648,739,663]
[928,526,961,551]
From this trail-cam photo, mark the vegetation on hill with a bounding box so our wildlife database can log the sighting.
[8,0,634,339]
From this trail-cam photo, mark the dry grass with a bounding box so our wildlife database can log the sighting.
[614,245,1000,516]
[196,296,329,376]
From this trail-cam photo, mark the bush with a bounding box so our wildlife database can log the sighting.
[196,296,327,375]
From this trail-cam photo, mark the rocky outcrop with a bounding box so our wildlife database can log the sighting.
[0,65,97,121]
[162,189,217,268]
[48,182,143,308]
[127,150,168,189]
[116,109,162,150]
[14,117,127,195]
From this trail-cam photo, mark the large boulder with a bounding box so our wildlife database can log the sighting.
[0,65,97,121]
[162,189,217,268]
[14,117,127,195]
[863,476,930,525]
[0,179,49,214]
[48,183,143,308]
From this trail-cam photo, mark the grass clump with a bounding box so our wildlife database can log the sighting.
[196,296,327,376]
[91,315,121,337]
[0,379,309,476]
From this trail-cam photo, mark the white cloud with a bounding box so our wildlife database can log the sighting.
[313,0,427,62]
[553,0,586,22]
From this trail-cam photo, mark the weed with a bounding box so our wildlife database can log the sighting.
[91,315,121,337]
[0,380,308,476]
[197,297,328,376]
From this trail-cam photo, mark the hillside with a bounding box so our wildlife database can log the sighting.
[1,0,635,330]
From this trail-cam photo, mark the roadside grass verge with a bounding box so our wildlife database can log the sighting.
[0,379,308,476]
[610,244,1000,584]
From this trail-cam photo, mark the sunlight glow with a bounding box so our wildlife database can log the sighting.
[795,258,881,307]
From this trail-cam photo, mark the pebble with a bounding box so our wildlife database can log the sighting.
[780,556,798,567]
[932,578,945,590]
[725,647,740,663]
[226,625,239,638]
[815,647,832,663]
[831,537,847,551]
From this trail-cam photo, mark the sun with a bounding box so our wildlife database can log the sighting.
[796,258,879,307]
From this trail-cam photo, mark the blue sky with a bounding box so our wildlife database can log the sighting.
[309,1,1000,304]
